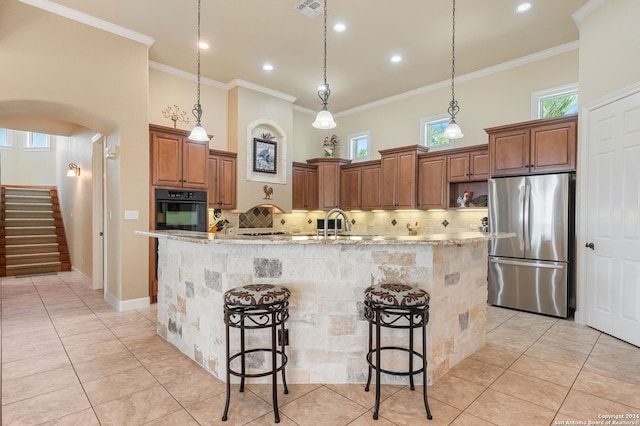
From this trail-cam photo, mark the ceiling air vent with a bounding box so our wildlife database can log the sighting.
[294,0,323,18]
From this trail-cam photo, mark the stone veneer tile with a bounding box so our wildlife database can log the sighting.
[204,269,222,291]
[371,250,416,266]
[253,258,283,278]
[445,272,461,286]
[459,311,469,331]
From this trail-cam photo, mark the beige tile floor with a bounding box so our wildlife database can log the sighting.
[2,272,640,425]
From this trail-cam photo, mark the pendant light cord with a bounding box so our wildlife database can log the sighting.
[318,0,331,105]
[448,0,459,118]
[193,0,203,122]
[323,0,328,88]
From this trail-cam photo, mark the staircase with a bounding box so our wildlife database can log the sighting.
[1,186,71,276]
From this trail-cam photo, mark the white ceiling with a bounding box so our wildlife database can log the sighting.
[24,0,589,114]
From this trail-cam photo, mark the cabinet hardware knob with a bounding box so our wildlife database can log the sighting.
[585,242,595,250]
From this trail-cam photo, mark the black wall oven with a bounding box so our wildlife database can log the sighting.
[155,188,208,232]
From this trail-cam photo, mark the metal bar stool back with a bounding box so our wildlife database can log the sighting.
[364,283,433,420]
[222,284,290,423]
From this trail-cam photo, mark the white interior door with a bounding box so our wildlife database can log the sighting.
[584,90,640,347]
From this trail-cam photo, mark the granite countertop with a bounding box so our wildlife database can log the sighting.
[136,230,515,246]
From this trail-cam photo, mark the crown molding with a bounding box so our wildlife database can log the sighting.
[227,79,297,103]
[572,0,608,27]
[149,61,228,90]
[336,41,580,117]
[292,105,318,115]
[19,0,155,46]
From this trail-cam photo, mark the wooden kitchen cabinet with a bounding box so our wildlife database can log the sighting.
[361,163,382,210]
[380,145,428,209]
[417,155,447,210]
[306,158,351,210]
[340,160,382,211]
[208,149,237,209]
[292,162,318,210]
[487,114,577,177]
[340,165,361,210]
[150,124,208,189]
[447,147,489,182]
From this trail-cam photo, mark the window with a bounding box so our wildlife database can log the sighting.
[24,131,51,150]
[420,114,453,151]
[531,83,579,119]
[0,128,11,149]
[348,131,370,161]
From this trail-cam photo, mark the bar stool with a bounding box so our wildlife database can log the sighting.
[222,284,291,423]
[363,283,432,421]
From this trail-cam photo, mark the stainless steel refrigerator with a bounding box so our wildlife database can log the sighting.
[488,173,575,318]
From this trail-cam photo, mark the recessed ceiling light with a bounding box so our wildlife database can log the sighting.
[516,2,532,13]
[333,23,346,32]
[390,55,402,63]
[262,63,274,71]
[199,41,209,49]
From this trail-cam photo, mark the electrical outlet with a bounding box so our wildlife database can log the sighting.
[277,328,289,346]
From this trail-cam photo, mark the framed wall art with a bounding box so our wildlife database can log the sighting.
[253,138,277,174]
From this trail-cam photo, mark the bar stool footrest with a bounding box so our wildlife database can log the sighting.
[366,346,425,376]
[228,348,288,379]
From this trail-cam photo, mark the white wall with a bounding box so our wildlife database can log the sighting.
[577,0,640,105]
[55,132,94,278]
[0,131,58,185]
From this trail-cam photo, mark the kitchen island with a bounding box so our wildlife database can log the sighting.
[137,230,513,385]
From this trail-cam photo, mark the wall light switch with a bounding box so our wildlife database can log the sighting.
[124,210,139,220]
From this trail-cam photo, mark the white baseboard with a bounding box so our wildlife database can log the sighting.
[104,291,150,312]
[70,266,91,281]
[573,309,585,325]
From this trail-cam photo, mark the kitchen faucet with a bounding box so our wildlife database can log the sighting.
[323,208,351,239]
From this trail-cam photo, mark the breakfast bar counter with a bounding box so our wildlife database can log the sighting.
[137,230,513,385]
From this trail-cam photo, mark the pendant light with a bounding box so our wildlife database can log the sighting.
[188,0,210,142]
[312,0,337,129]
[443,0,464,140]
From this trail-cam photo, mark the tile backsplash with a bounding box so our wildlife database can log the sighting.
[209,207,488,235]
[237,206,273,229]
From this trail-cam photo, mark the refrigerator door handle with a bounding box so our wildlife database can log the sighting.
[518,186,525,251]
[490,258,564,270]
[523,184,531,251]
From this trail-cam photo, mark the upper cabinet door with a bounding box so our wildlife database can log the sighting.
[470,149,489,180]
[361,163,382,211]
[529,119,577,174]
[151,132,182,187]
[418,156,447,210]
[182,139,208,188]
[292,163,318,210]
[340,167,362,210]
[489,128,530,177]
[208,152,237,209]
[447,152,470,182]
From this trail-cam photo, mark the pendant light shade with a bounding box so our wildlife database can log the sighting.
[189,0,210,142]
[443,119,463,139]
[188,122,209,142]
[445,0,464,140]
[313,106,336,129]
[312,0,336,129]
